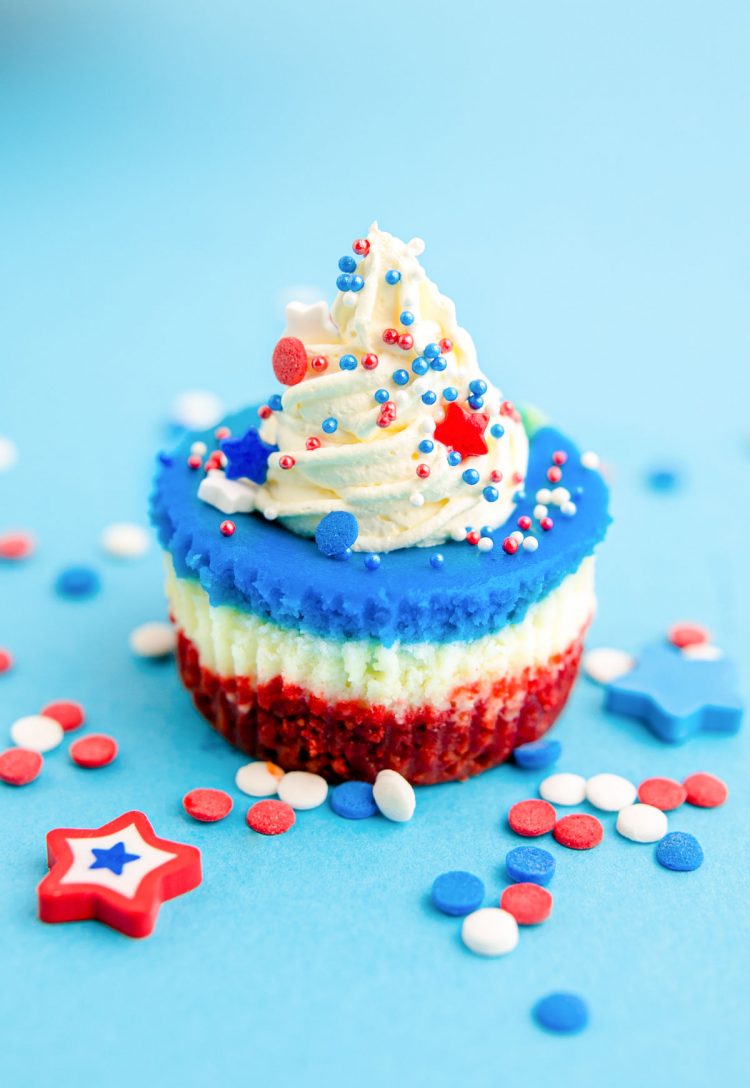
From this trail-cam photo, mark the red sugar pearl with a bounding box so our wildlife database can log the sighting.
[500,882,553,925]
[668,622,710,649]
[352,238,370,256]
[187,454,202,470]
[466,531,481,546]
[552,450,568,466]
[490,470,503,483]
[540,516,554,531]
[69,733,118,769]
[416,464,431,479]
[512,472,524,485]
[500,400,516,417]
[204,453,223,471]
[508,799,557,837]
[517,515,532,531]
[311,355,329,373]
[279,455,296,470]
[41,700,85,733]
[306,437,321,450]
[258,405,272,420]
[361,353,379,370]
[0,648,14,674]
[215,426,231,441]
[246,799,296,836]
[553,813,603,850]
[683,772,728,808]
[398,333,414,351]
[547,466,563,483]
[439,338,453,353]
[0,747,43,786]
[183,788,233,823]
[272,336,308,386]
[502,536,519,554]
[220,520,236,537]
[638,777,687,811]
[382,328,399,345]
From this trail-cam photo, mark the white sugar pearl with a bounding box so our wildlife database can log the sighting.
[581,451,600,470]
[582,648,635,685]
[683,643,724,661]
[533,504,548,520]
[586,773,637,812]
[450,526,467,542]
[560,501,577,517]
[235,760,285,797]
[522,536,539,552]
[0,435,18,472]
[408,237,426,255]
[395,391,409,407]
[263,506,279,520]
[616,803,668,843]
[536,488,552,504]
[277,770,328,811]
[419,418,435,435]
[550,487,571,505]
[411,379,428,395]
[477,537,494,552]
[129,622,176,658]
[539,772,587,806]
[10,714,63,753]
[373,769,416,822]
[101,522,150,559]
[510,531,524,543]
[410,492,425,507]
[172,390,224,432]
[190,441,208,457]
[461,908,519,957]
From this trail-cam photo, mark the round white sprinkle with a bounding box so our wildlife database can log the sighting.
[263,506,279,520]
[461,908,519,957]
[277,770,328,811]
[550,487,571,506]
[477,537,494,552]
[522,536,539,552]
[539,772,587,806]
[419,418,435,435]
[581,451,600,470]
[683,643,724,661]
[129,622,176,658]
[408,237,426,256]
[0,435,19,473]
[373,769,416,822]
[616,803,668,843]
[410,492,425,507]
[395,391,409,407]
[235,760,285,797]
[510,531,524,544]
[10,714,64,753]
[582,647,635,685]
[536,488,552,504]
[586,773,637,812]
[190,440,208,457]
[171,390,225,432]
[101,522,150,559]
[533,504,548,520]
[560,501,577,517]
[450,526,467,542]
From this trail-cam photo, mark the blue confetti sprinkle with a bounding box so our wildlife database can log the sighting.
[322,417,338,434]
[447,451,462,466]
[338,255,356,273]
[506,846,555,886]
[430,553,444,570]
[350,274,364,292]
[483,486,499,502]
[443,387,458,401]
[655,832,704,871]
[393,369,410,386]
[400,310,415,326]
[421,391,437,405]
[374,389,390,404]
[336,273,352,292]
[491,423,505,439]
[513,738,562,770]
[419,439,434,454]
[469,379,488,395]
[431,871,485,916]
[423,342,440,359]
[462,469,480,485]
[330,781,378,819]
[315,512,359,557]
[533,993,589,1035]
[364,553,381,571]
[55,566,101,599]
[340,354,358,371]
[412,357,429,376]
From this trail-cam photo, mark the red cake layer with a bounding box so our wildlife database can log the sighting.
[176,628,587,785]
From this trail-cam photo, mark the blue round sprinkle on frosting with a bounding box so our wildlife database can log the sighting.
[268,394,283,412]
[533,993,589,1035]
[399,310,414,326]
[385,269,401,285]
[462,469,480,485]
[374,389,390,404]
[322,417,338,434]
[340,354,358,371]
[423,342,440,359]
[419,439,434,454]
[480,525,493,537]
[364,553,381,571]
[330,780,379,819]
[430,553,444,570]
[430,356,447,371]
[55,566,101,599]
[431,871,485,916]
[350,274,364,293]
[338,255,356,273]
[443,387,458,401]
[513,738,562,770]
[447,451,462,466]
[412,357,429,376]
[483,486,499,502]
[468,395,484,410]
[158,451,173,467]
[315,511,359,557]
[506,846,555,886]
[421,391,437,405]
[491,423,505,439]
[655,832,704,871]
[393,369,410,386]
[332,548,352,561]
[469,379,488,396]
[336,273,352,292]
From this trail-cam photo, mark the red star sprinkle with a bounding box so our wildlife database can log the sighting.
[432,402,489,459]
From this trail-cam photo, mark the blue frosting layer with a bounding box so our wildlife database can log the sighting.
[150,409,609,645]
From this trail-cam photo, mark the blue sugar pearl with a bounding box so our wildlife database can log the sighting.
[364,553,381,571]
[480,525,493,537]
[513,739,562,770]
[468,395,484,410]
[506,846,555,886]
[268,394,283,412]
[400,310,414,326]
[469,379,488,396]
[656,832,704,872]
[431,871,485,917]
[340,354,358,371]
[336,273,352,292]
[421,390,437,405]
[55,566,101,600]
[315,511,359,557]
[418,439,434,454]
[534,993,589,1035]
[350,274,365,292]
[429,553,444,570]
[462,469,480,485]
[491,423,505,439]
[412,357,429,376]
[158,451,173,467]
[393,369,410,386]
[443,387,458,401]
[385,269,401,285]
[483,486,499,502]
[447,451,462,466]
[322,417,338,433]
[423,342,440,359]
[332,548,352,561]
[338,255,356,273]
[374,389,390,404]
[430,356,447,371]
[513,489,526,503]
[330,780,378,819]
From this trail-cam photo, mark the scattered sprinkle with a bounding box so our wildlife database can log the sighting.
[683,772,728,808]
[220,519,236,536]
[372,768,416,822]
[501,883,553,925]
[461,908,519,957]
[315,511,359,557]
[585,773,637,812]
[582,647,635,685]
[0,748,43,786]
[533,992,589,1034]
[101,522,150,559]
[429,553,444,570]
[55,566,101,599]
[272,336,309,385]
[330,780,378,820]
[637,777,687,811]
[505,845,555,886]
[277,770,328,811]
[69,734,118,768]
[616,804,668,843]
[171,390,224,431]
[580,451,600,470]
[129,622,177,658]
[0,435,19,472]
[668,621,710,649]
[364,553,381,571]
[183,788,233,822]
[513,739,561,770]
[539,772,586,806]
[656,831,703,871]
[40,700,85,732]
[246,799,296,836]
[10,715,63,753]
[0,649,14,675]
[0,531,36,561]
[431,871,485,916]
[646,466,681,492]
[235,760,285,797]
[553,813,603,850]
[508,799,557,837]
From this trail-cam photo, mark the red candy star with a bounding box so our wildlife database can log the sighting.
[432,402,489,459]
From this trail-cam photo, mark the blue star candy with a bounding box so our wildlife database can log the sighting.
[90,841,141,876]
[221,427,278,484]
[605,642,743,743]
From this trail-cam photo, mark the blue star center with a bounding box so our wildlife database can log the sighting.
[221,427,278,485]
[90,841,141,876]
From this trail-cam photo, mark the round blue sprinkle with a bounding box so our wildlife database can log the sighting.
[513,489,526,503]
[412,357,429,376]
[364,553,381,571]
[483,486,499,502]
[399,310,414,326]
[655,832,704,872]
[392,369,410,386]
[158,451,173,467]
[513,738,562,770]
[340,354,358,371]
[418,439,434,454]
[268,394,283,412]
[447,451,462,466]
[506,846,555,886]
[350,274,364,293]
[431,871,485,917]
[385,269,401,285]
[423,342,440,360]
[374,389,390,404]
[534,993,589,1035]
[468,395,484,410]
[336,273,352,292]
[443,387,458,401]
[421,391,437,405]
[338,255,356,273]
[322,417,338,434]
[430,553,444,570]
[480,525,493,537]
[332,548,352,561]
[430,356,447,371]
[330,780,378,819]
[469,379,488,396]
[55,566,101,599]
[491,423,505,439]
[462,469,480,485]
[315,511,359,557]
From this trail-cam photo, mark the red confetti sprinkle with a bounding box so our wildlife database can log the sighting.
[433,402,489,459]
[397,333,414,351]
[220,520,236,537]
[41,700,85,733]
[668,622,710,649]
[0,747,43,786]
[272,336,308,386]
[553,813,603,850]
[552,451,568,466]
[279,455,296,470]
[508,799,557,837]
[69,734,118,769]
[466,531,481,546]
[0,648,13,674]
[183,788,233,823]
[502,536,519,554]
[500,882,553,925]
[0,532,35,561]
[517,515,532,531]
[540,516,554,531]
[258,405,272,420]
[683,772,728,808]
[362,353,379,370]
[246,799,296,836]
[311,355,328,373]
[439,338,453,353]
[306,437,321,450]
[547,466,563,483]
[187,454,202,470]
[215,426,231,441]
[382,328,399,345]
[638,777,687,811]
[416,464,431,479]
[352,238,370,256]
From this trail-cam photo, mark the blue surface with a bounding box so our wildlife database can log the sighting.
[1,2,749,1086]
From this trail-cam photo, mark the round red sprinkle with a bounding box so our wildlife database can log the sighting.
[490,470,503,483]
[683,772,728,808]
[258,405,272,420]
[204,452,222,471]
[547,466,563,483]
[215,426,231,441]
[552,451,568,466]
[500,400,516,417]
[183,788,233,823]
[0,747,43,786]
[638,777,687,811]
[466,531,481,546]
[439,338,453,353]
[220,520,236,537]
[40,700,85,733]
[500,882,553,925]
[69,734,118,769]
[272,336,308,386]
[246,799,296,836]
[502,536,519,554]
[512,471,525,485]
[0,531,35,560]
[311,355,328,373]
[540,516,554,531]
[362,353,379,370]
[306,437,322,450]
[517,515,532,531]
[382,328,399,345]
[508,799,557,837]
[398,333,414,351]
[668,622,710,649]
[187,454,202,470]
[554,813,603,850]
[416,464,431,479]
[352,238,370,256]
[279,455,296,470]
[0,648,13,674]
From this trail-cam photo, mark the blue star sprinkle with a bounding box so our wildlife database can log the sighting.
[90,842,141,876]
[221,427,278,484]
[605,642,743,743]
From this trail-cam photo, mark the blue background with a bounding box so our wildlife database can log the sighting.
[1,2,748,1085]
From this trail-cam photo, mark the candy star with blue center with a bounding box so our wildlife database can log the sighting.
[605,642,743,743]
[90,841,140,875]
[221,427,279,484]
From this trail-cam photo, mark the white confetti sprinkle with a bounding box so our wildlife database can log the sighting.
[171,390,224,432]
[586,773,637,812]
[461,908,519,957]
[0,435,19,473]
[129,622,176,658]
[581,451,600,470]
[582,647,635,685]
[101,522,150,559]
[373,768,416,822]
[10,714,63,753]
[277,770,328,811]
[539,772,587,806]
[235,760,284,797]
[616,803,668,843]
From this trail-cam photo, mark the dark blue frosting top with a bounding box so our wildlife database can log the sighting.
[150,408,609,646]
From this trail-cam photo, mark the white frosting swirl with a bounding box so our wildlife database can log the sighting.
[251,225,529,552]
